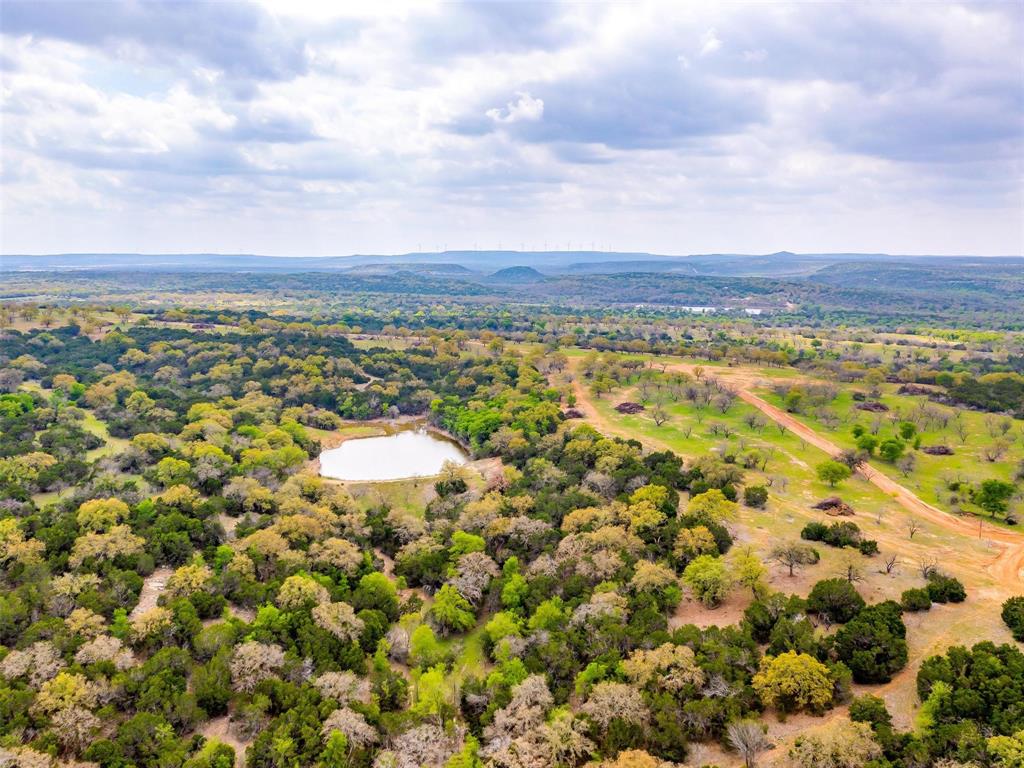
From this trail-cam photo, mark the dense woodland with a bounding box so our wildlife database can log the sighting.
[0,296,1022,768]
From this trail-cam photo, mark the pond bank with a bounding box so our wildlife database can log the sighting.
[319,426,468,483]
[310,417,470,481]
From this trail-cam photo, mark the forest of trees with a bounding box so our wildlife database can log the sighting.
[0,306,1021,768]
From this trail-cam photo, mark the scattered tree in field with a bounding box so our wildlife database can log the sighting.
[731,547,769,599]
[836,553,864,584]
[974,479,1015,518]
[650,402,669,426]
[682,555,732,607]
[897,453,916,477]
[770,543,819,576]
[982,439,1010,463]
[816,460,852,487]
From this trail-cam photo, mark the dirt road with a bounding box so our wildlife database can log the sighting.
[735,384,1024,588]
[569,358,1024,589]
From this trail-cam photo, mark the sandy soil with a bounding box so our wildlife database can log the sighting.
[129,566,174,619]
[199,715,252,767]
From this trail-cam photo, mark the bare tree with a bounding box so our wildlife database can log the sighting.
[953,413,970,444]
[727,720,772,768]
[744,412,766,431]
[896,453,916,477]
[839,558,863,584]
[651,402,670,427]
[982,440,1009,463]
[919,557,938,579]
[881,553,899,575]
[770,543,819,577]
[714,392,735,414]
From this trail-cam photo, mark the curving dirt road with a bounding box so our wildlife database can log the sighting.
[569,358,1024,589]
[734,384,1024,589]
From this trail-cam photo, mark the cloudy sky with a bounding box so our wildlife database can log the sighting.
[2,1,1022,256]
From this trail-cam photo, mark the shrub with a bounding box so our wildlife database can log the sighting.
[900,588,931,612]
[807,578,865,624]
[926,573,966,603]
[801,521,862,549]
[849,694,893,729]
[800,522,828,541]
[434,476,467,497]
[834,601,908,683]
[1001,596,1024,642]
[682,555,731,608]
[857,540,879,556]
[743,485,769,509]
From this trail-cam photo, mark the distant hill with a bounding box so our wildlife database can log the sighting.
[340,262,476,277]
[2,251,1020,282]
[487,266,546,283]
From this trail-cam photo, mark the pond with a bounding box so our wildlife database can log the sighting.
[318,427,469,482]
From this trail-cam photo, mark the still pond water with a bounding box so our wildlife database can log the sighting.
[318,428,468,482]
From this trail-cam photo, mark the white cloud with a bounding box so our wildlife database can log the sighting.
[486,92,545,124]
[0,1,1020,255]
[699,27,722,56]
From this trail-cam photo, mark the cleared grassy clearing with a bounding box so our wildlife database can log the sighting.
[443,622,490,682]
[81,410,131,461]
[757,384,1024,523]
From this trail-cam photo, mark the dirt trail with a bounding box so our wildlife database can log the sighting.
[662,362,1024,590]
[129,566,173,619]
[569,375,658,449]
[738,387,1024,589]
[568,358,1024,589]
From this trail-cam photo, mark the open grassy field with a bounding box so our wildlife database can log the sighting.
[757,383,1024,523]
[81,410,131,461]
